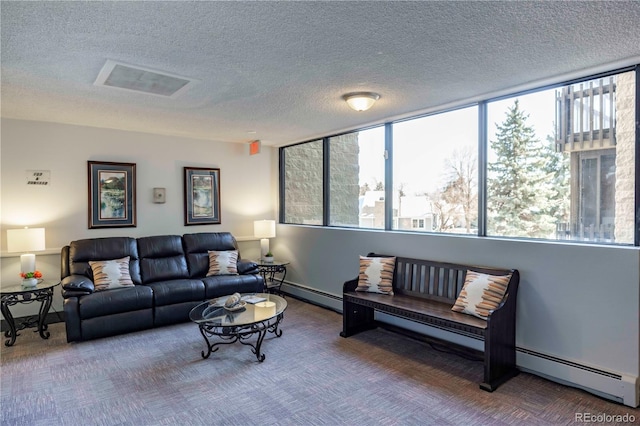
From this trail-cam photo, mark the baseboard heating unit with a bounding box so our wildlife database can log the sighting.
[517,348,638,408]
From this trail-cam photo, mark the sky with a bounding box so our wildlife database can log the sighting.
[357,89,557,196]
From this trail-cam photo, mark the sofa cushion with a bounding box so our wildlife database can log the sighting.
[154,302,202,327]
[143,279,205,306]
[81,310,153,341]
[206,250,239,276]
[140,256,190,284]
[183,232,238,278]
[78,285,154,319]
[89,256,135,291]
[68,237,141,284]
[137,235,189,283]
[202,274,264,299]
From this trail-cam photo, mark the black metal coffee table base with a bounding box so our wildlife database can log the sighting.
[197,313,284,362]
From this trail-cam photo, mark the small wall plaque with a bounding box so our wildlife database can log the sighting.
[26,170,51,186]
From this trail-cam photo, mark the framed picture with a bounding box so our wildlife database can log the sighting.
[88,161,137,229]
[184,167,221,225]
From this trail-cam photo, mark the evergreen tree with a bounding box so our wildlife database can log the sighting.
[487,100,558,238]
[544,133,570,225]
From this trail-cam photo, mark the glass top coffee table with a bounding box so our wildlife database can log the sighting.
[189,293,287,362]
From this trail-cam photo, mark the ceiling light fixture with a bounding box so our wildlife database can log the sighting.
[342,92,380,111]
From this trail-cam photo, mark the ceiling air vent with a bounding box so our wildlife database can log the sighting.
[94,60,195,98]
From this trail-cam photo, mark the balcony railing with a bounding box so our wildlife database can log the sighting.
[555,77,616,152]
[555,222,615,243]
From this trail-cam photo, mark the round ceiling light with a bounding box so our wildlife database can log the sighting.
[342,92,380,111]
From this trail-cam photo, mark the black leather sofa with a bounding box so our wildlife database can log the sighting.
[60,232,263,342]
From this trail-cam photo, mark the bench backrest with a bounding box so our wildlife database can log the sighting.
[372,254,517,305]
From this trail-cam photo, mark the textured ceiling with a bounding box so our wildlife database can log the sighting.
[2,1,640,147]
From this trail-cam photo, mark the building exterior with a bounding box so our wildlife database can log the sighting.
[554,71,635,243]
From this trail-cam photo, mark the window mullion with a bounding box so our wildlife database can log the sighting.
[278,147,285,223]
[635,65,640,246]
[478,101,488,237]
[323,137,330,227]
[384,123,393,231]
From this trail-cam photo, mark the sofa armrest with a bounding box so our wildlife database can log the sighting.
[237,259,259,275]
[61,274,95,297]
[63,297,82,342]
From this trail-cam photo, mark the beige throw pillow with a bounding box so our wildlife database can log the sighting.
[356,256,396,295]
[451,271,511,319]
[207,250,239,276]
[89,256,135,292]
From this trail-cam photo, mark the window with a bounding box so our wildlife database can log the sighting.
[329,127,385,228]
[487,70,634,244]
[393,107,478,234]
[281,67,637,246]
[282,140,323,225]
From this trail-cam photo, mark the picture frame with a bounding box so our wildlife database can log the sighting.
[88,161,137,229]
[184,167,221,225]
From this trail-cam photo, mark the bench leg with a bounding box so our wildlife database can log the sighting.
[480,319,519,391]
[340,300,376,338]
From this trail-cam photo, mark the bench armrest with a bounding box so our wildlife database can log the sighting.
[486,269,519,320]
[494,270,519,307]
[343,277,359,292]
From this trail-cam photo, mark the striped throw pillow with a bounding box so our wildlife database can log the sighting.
[451,271,511,319]
[356,256,396,295]
[206,250,239,276]
[89,256,135,292]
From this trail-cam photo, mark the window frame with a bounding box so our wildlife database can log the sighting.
[280,64,639,246]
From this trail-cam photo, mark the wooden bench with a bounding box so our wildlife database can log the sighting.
[340,254,520,391]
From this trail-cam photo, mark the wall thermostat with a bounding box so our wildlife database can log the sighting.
[153,187,166,203]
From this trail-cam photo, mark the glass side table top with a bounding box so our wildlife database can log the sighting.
[252,259,290,267]
[189,293,287,327]
[1,280,60,294]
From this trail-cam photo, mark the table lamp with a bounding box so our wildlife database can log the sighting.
[7,227,46,274]
[253,220,276,260]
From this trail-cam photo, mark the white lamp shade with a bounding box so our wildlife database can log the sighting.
[7,228,45,253]
[254,220,276,239]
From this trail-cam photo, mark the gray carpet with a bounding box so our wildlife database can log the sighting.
[0,297,635,425]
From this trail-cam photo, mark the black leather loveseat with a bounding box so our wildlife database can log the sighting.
[60,232,263,342]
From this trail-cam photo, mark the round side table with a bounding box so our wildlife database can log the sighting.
[253,260,289,295]
[0,280,60,346]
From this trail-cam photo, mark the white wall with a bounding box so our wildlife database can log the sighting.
[273,225,640,405]
[2,117,638,405]
[1,118,276,316]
